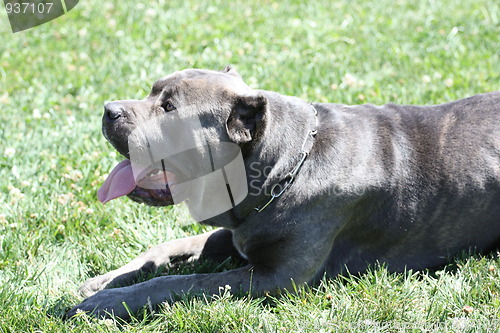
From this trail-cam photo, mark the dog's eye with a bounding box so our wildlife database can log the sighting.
[162,100,176,112]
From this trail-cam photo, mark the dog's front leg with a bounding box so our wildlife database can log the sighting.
[78,228,241,297]
[68,263,292,319]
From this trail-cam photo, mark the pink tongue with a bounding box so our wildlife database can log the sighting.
[98,160,137,204]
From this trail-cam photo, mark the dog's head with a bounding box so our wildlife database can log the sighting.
[98,67,267,218]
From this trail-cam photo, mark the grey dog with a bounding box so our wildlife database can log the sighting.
[67,67,500,318]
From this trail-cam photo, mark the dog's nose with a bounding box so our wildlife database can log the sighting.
[104,102,125,120]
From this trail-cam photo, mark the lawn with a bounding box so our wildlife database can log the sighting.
[0,0,499,331]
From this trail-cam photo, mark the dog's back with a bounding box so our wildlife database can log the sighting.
[316,91,500,276]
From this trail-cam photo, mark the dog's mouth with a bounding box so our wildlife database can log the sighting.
[98,159,175,206]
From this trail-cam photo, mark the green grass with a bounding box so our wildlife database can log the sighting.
[0,0,499,331]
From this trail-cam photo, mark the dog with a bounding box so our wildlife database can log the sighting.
[67,67,500,319]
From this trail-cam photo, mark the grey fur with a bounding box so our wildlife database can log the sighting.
[67,68,500,319]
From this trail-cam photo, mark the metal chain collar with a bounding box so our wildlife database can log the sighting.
[254,104,319,213]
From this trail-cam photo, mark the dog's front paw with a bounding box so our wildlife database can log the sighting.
[66,287,141,320]
[78,273,114,298]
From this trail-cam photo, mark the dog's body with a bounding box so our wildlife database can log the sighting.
[68,68,500,318]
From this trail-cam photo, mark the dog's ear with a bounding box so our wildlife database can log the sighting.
[222,65,242,80]
[226,94,267,144]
